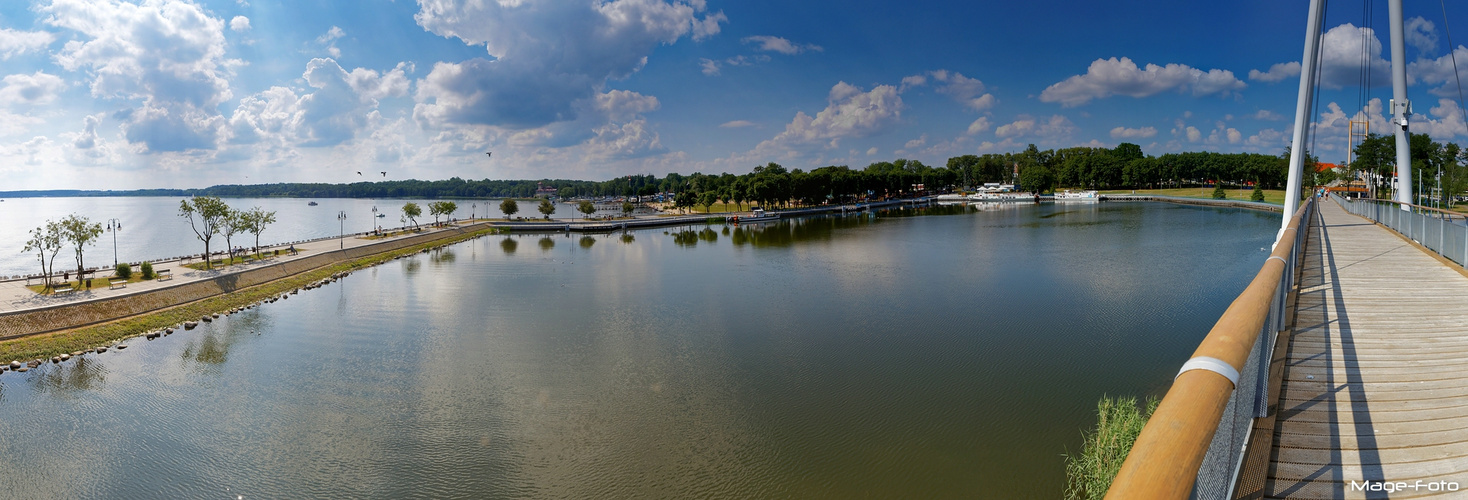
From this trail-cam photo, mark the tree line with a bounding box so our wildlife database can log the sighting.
[1348,132,1468,206]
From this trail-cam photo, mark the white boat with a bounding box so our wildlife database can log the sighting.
[934,194,966,202]
[729,207,779,223]
[967,191,1037,202]
[1053,190,1099,202]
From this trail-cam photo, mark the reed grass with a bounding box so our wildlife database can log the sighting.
[1063,395,1160,500]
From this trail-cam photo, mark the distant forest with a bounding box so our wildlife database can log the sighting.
[1,142,1355,204]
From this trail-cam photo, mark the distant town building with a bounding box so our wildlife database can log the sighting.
[535,182,558,197]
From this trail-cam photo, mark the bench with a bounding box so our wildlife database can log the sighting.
[108,276,128,290]
[155,268,172,281]
[52,284,75,294]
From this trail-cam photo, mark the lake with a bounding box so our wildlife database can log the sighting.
[0,201,1279,498]
[0,196,643,277]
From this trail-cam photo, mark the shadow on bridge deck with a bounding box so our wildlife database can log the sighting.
[1259,200,1468,498]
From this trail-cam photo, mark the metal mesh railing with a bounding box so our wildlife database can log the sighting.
[1334,194,1468,268]
[1189,196,1311,499]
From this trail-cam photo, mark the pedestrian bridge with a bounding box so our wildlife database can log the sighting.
[1107,195,1468,499]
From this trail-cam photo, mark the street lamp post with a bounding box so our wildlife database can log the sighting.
[106,218,121,267]
[371,206,379,233]
[472,203,477,220]
[337,211,347,249]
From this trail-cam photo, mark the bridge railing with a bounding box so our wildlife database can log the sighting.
[1332,194,1468,268]
[1106,196,1315,500]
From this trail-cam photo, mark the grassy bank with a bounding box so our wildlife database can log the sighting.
[0,227,505,362]
[1063,395,1159,500]
[1099,188,1287,205]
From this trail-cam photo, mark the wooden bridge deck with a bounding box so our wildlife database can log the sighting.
[1262,199,1468,498]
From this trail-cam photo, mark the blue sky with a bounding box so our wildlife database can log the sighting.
[3,0,1468,189]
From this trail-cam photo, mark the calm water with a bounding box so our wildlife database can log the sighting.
[0,202,1279,498]
[0,196,634,277]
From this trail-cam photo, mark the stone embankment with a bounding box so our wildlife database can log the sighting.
[0,223,497,340]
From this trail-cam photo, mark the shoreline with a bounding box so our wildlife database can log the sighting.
[0,195,1271,362]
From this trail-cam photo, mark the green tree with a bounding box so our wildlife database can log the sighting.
[428,200,458,225]
[221,208,246,263]
[698,190,718,213]
[621,201,635,217]
[538,198,556,219]
[1212,182,1228,199]
[23,220,64,290]
[238,207,278,256]
[1019,165,1055,194]
[499,199,518,220]
[59,213,104,280]
[1251,183,1265,201]
[578,200,596,218]
[180,196,231,268]
[403,202,423,228]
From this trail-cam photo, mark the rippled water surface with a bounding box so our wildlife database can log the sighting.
[0,202,1279,498]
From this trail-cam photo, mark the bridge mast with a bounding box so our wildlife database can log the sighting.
[1388,0,1413,208]
[1281,0,1326,240]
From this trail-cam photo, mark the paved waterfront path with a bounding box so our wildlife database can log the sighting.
[1263,199,1468,497]
[0,223,473,315]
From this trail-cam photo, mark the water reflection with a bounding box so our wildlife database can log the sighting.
[539,237,556,251]
[698,228,718,243]
[30,356,108,396]
[672,229,699,247]
[579,236,596,248]
[430,249,456,264]
[403,257,422,275]
[501,237,518,254]
[619,233,635,244]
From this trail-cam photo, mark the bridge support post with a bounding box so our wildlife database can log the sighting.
[1389,0,1414,210]
[1280,0,1326,244]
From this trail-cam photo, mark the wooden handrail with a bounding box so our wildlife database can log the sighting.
[1105,197,1314,499]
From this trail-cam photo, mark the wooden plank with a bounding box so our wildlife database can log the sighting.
[1264,200,1468,498]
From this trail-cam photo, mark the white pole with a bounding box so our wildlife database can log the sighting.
[1389,0,1413,210]
[1282,0,1327,242]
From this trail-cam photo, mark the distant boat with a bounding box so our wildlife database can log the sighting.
[967,191,1037,202]
[729,207,779,224]
[308,201,318,206]
[1054,190,1099,202]
[376,213,386,217]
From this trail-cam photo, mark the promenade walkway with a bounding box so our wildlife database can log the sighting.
[1262,199,1468,497]
[0,223,467,315]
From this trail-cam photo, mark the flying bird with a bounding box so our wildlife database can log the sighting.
[380,171,387,177]
[356,171,362,176]
[486,152,493,158]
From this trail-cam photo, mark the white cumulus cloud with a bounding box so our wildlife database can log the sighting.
[0,71,66,106]
[1248,62,1300,83]
[230,16,251,32]
[1039,57,1245,107]
[742,35,821,55]
[1109,126,1157,139]
[413,0,724,131]
[966,117,991,135]
[0,28,55,59]
[754,81,902,152]
[44,0,233,153]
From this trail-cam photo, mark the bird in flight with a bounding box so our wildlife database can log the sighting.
[356,171,362,176]
[380,171,387,177]
[486,152,492,158]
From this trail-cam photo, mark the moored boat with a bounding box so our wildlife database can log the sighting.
[1053,190,1098,202]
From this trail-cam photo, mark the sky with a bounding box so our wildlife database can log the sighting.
[5,0,1468,189]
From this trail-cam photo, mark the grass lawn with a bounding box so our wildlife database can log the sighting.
[1097,187,1288,205]
[25,272,154,294]
[182,252,282,271]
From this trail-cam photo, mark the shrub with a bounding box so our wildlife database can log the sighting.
[1212,183,1227,199]
[115,263,132,280]
[140,261,154,280]
[1251,184,1266,202]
